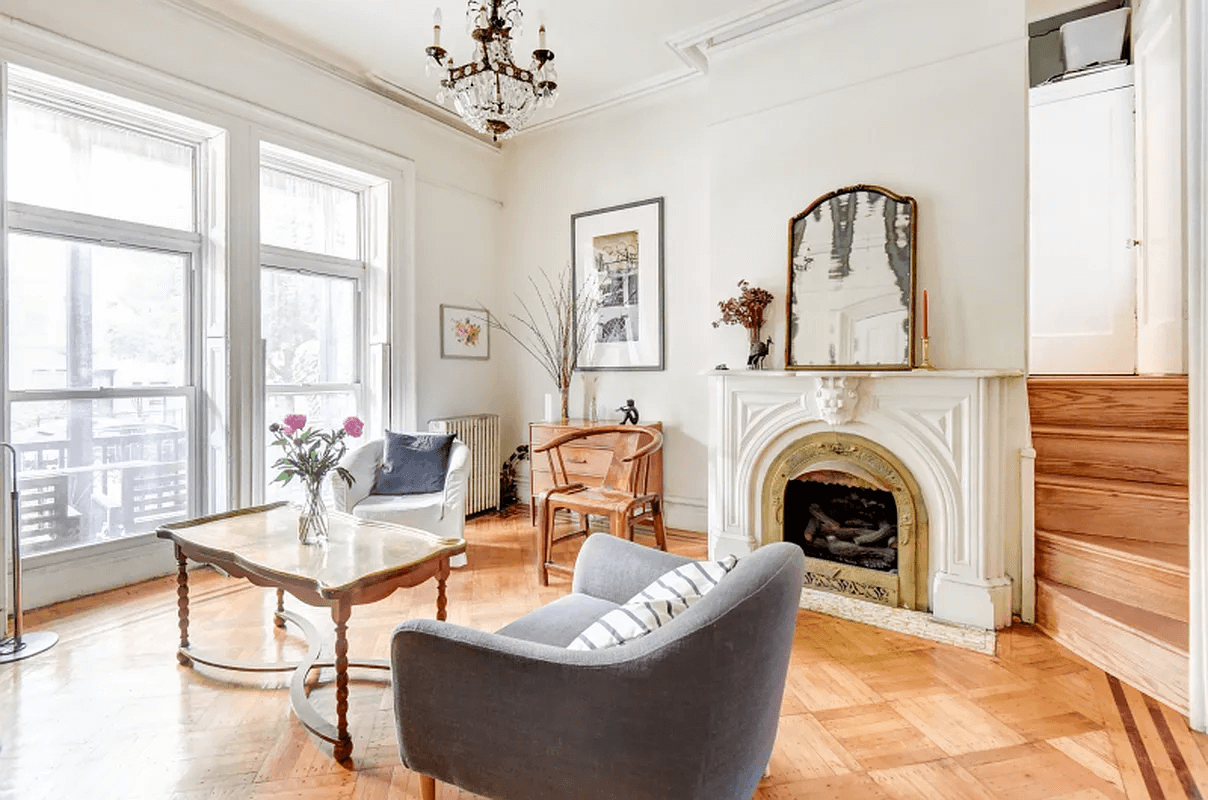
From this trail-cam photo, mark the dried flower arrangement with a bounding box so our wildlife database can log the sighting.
[713,280,775,369]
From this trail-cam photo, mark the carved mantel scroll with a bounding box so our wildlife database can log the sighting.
[812,377,860,425]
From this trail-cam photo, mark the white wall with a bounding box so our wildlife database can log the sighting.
[1027,0,1106,22]
[708,0,1028,372]
[498,83,711,531]
[499,0,1029,536]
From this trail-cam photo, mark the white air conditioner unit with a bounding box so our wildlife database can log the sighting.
[1060,7,1130,72]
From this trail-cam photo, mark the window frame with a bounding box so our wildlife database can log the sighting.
[255,142,391,502]
[0,64,223,557]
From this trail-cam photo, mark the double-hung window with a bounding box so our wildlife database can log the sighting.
[2,66,222,555]
[259,143,389,501]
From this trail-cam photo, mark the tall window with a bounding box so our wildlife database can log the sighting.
[2,66,221,555]
[260,144,388,501]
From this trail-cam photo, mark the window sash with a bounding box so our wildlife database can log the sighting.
[2,69,210,554]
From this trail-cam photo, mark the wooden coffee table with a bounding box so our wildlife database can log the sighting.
[157,502,466,763]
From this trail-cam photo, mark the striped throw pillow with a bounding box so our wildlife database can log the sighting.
[568,555,739,651]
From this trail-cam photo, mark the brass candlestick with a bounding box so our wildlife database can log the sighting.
[919,337,936,370]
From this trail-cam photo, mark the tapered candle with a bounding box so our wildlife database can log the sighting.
[433,8,442,47]
[922,289,929,339]
[539,24,547,49]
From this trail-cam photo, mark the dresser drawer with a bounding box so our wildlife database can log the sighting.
[530,445,614,477]
[531,426,624,451]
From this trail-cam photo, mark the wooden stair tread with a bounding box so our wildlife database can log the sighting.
[1031,423,1188,443]
[1035,529,1188,572]
[1028,375,1188,431]
[1037,578,1188,653]
[1033,473,1188,501]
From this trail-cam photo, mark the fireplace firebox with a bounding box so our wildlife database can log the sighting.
[764,433,928,611]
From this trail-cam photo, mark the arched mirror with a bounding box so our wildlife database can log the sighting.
[786,185,917,370]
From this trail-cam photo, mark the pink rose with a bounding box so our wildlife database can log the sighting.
[282,413,307,436]
[343,416,364,438]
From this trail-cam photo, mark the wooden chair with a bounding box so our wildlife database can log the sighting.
[532,424,667,585]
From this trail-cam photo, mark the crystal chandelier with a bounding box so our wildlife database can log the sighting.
[424,1,558,141]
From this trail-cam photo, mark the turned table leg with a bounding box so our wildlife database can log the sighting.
[436,558,450,622]
[175,545,191,665]
[332,600,352,762]
[274,587,286,628]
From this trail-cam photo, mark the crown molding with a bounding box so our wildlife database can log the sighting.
[157,0,855,142]
[157,0,498,148]
[522,0,855,135]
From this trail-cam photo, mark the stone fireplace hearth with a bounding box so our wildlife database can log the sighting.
[707,369,1026,631]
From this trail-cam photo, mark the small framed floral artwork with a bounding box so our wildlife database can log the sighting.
[440,304,490,360]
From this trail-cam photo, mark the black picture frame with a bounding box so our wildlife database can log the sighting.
[571,197,665,372]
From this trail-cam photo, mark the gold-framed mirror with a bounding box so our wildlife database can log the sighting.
[785,185,917,370]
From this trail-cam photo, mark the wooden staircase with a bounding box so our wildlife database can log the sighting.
[1029,376,1190,713]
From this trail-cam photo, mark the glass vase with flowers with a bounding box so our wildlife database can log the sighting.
[269,414,364,543]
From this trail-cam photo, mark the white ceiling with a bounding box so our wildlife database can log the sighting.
[171,0,844,139]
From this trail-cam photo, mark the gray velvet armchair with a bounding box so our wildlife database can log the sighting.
[390,534,806,800]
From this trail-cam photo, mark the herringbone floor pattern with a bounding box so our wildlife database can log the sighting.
[2,508,1207,799]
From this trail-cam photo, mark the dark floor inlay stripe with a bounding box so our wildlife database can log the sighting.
[1145,695,1203,800]
[1109,675,1167,799]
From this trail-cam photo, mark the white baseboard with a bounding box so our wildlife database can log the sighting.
[21,533,177,610]
[664,495,707,533]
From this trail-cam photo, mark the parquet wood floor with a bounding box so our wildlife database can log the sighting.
[2,508,1206,799]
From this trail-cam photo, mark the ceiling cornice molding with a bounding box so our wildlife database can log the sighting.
[522,0,857,136]
[156,0,858,143]
[156,0,500,149]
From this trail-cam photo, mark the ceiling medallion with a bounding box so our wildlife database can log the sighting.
[424,1,558,141]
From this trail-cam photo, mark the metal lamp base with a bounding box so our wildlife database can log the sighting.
[0,631,58,664]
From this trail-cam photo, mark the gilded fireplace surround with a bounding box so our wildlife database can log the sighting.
[762,432,929,611]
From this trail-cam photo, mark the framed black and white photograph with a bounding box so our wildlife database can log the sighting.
[572,197,664,371]
[786,185,917,370]
[440,304,490,360]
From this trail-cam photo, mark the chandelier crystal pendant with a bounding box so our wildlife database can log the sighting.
[424,1,558,141]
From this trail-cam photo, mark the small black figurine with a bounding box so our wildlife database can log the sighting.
[618,399,640,425]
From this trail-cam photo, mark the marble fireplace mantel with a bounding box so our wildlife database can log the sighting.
[706,368,1027,630]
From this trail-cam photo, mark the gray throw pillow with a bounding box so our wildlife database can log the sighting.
[375,432,455,495]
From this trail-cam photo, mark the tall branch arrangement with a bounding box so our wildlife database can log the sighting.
[488,266,599,416]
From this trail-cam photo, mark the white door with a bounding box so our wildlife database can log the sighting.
[1030,69,1137,374]
[1134,0,1186,374]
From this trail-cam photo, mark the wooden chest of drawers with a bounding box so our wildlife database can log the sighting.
[528,420,663,523]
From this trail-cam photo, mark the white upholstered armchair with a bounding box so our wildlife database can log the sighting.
[331,437,471,567]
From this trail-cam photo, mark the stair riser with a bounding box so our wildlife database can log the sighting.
[1035,537,1188,622]
[1032,432,1188,487]
[1034,483,1188,545]
[1036,583,1188,714]
[1028,378,1188,431]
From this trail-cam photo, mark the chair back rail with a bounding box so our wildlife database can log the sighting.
[533,425,662,494]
